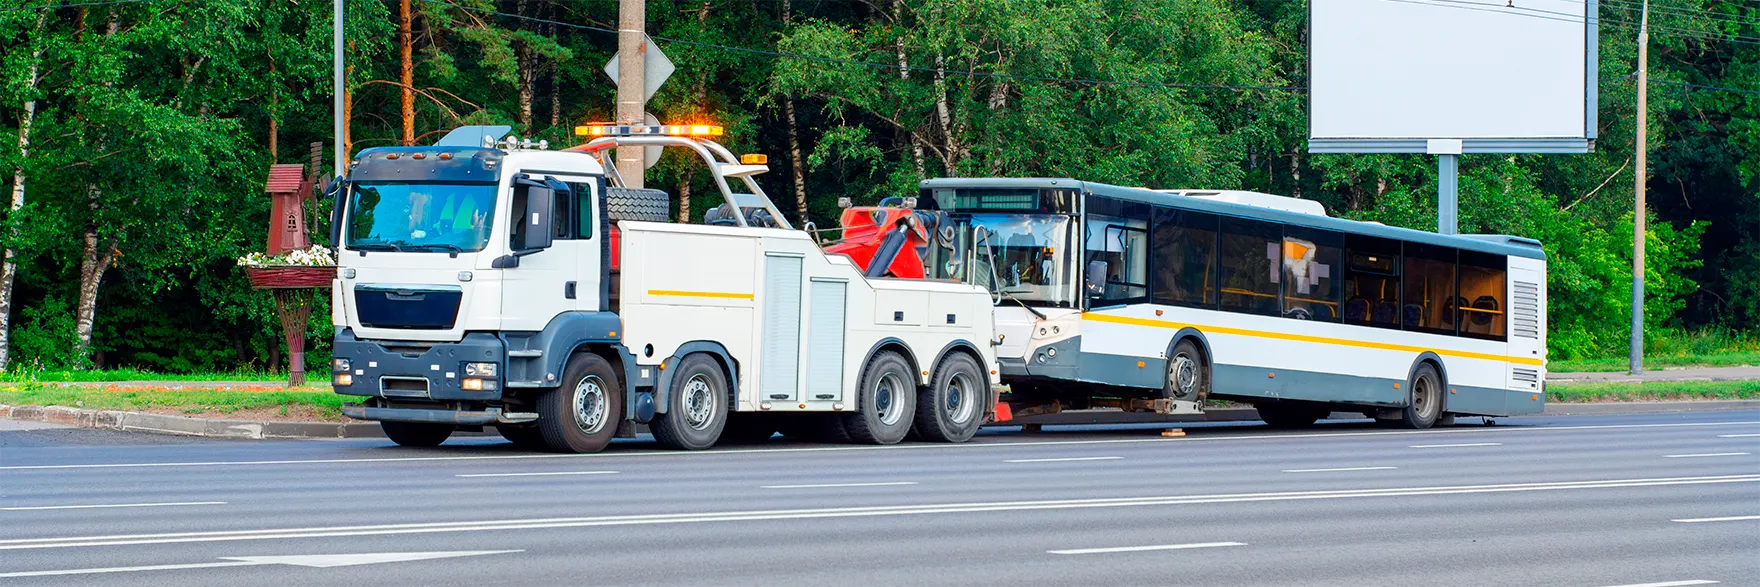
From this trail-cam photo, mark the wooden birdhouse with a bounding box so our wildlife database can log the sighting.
[264,163,311,254]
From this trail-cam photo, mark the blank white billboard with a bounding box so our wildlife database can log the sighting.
[1309,0,1592,149]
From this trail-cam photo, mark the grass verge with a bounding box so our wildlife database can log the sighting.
[0,368,285,383]
[1550,351,1760,373]
[1548,379,1760,403]
[0,383,349,421]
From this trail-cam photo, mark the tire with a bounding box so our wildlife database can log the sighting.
[534,353,624,453]
[1164,339,1207,402]
[496,424,547,450]
[719,413,777,445]
[381,421,453,447]
[914,352,986,443]
[1256,403,1329,428]
[1399,363,1444,429]
[843,351,918,445]
[651,354,729,450]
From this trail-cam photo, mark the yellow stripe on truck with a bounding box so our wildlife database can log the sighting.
[647,289,756,300]
[1081,312,1545,366]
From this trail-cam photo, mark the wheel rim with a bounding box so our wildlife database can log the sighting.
[875,372,906,426]
[945,371,977,424]
[573,376,608,435]
[682,374,716,431]
[1413,374,1439,419]
[1169,353,1199,400]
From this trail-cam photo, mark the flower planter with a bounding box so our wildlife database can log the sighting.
[244,266,337,289]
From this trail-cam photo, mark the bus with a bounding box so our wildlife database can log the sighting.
[914,178,1546,429]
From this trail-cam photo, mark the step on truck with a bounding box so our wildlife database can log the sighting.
[328,124,999,452]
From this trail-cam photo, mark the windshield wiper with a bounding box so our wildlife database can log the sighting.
[350,243,403,253]
[404,243,464,256]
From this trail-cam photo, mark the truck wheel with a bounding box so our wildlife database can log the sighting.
[496,424,547,450]
[719,413,777,444]
[1256,403,1329,428]
[843,351,917,445]
[535,353,624,453]
[381,421,453,447]
[913,352,985,443]
[1164,339,1207,402]
[1399,363,1444,429]
[651,354,728,450]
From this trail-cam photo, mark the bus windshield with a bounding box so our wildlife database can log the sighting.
[346,182,498,253]
[964,214,1074,306]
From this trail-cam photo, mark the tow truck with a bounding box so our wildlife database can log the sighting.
[328,124,998,452]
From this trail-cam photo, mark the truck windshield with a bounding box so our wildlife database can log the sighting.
[346,182,498,252]
[964,214,1074,306]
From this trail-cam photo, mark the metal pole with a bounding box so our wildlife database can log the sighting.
[332,0,345,176]
[1437,154,1458,235]
[1630,0,1649,375]
[615,0,646,189]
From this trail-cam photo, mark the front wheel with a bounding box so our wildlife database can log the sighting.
[1399,363,1444,429]
[534,353,624,453]
[651,354,729,450]
[914,352,986,443]
[1164,339,1207,402]
[381,421,453,447]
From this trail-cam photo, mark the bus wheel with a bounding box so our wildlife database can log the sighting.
[381,421,453,447]
[914,352,985,443]
[843,351,918,445]
[536,353,624,453]
[651,353,729,450]
[1256,403,1328,428]
[496,424,547,450]
[1164,340,1206,402]
[1399,363,1444,429]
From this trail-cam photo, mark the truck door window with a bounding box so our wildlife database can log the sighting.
[570,182,595,239]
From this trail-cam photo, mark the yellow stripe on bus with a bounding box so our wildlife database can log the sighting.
[1081,312,1545,366]
[646,289,756,300]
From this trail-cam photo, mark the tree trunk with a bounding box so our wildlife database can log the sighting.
[0,10,48,372]
[399,0,414,145]
[514,0,535,129]
[343,48,355,160]
[932,52,961,175]
[75,189,118,370]
[268,59,279,158]
[781,0,808,223]
[678,176,692,223]
[1289,149,1303,199]
[891,0,925,179]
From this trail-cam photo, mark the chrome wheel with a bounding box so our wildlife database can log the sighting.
[1169,353,1199,400]
[682,374,716,431]
[944,371,977,424]
[875,372,907,426]
[1413,374,1439,420]
[572,376,609,435]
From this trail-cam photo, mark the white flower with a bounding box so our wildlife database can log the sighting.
[236,245,336,268]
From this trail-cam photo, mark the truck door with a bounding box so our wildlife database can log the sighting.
[566,179,605,313]
[501,176,583,332]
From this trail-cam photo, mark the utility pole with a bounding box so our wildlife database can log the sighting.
[615,0,647,189]
[333,0,346,176]
[1630,0,1649,375]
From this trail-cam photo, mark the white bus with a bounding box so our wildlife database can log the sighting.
[916,178,1546,429]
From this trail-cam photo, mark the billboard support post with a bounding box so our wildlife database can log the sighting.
[1438,154,1458,235]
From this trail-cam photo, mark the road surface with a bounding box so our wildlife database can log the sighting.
[1,411,1755,586]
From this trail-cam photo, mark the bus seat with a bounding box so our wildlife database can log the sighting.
[1345,298,1370,323]
[1372,300,1398,326]
[1403,304,1423,329]
[1472,295,1499,326]
[1311,304,1334,322]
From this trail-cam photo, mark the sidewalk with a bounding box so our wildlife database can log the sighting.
[1548,365,1760,383]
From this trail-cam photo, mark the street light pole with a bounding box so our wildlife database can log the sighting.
[1630,0,1649,375]
[333,0,345,176]
[615,0,647,189]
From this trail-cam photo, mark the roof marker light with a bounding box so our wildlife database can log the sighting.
[574,124,724,138]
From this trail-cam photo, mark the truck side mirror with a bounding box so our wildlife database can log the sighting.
[326,175,345,246]
[522,185,555,250]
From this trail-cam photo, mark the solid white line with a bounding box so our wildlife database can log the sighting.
[0,560,261,578]
[1716,433,1760,438]
[0,474,1751,551]
[1671,515,1760,523]
[1662,453,1750,458]
[761,482,918,489]
[1004,456,1124,463]
[1048,542,1244,555]
[1409,442,1503,448]
[1283,466,1398,473]
[455,471,618,478]
[4,420,1754,471]
[1596,580,1719,587]
[0,501,226,512]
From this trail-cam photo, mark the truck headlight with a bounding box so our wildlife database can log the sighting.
[333,373,354,386]
[463,362,497,377]
[333,358,351,372]
[462,378,498,391]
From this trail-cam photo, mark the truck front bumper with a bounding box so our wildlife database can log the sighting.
[331,328,507,401]
[343,403,537,425]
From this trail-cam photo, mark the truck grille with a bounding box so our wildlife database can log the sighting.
[355,285,462,329]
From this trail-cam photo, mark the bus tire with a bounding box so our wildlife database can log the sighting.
[1164,339,1207,402]
[651,353,728,450]
[914,352,985,443]
[535,353,623,453]
[381,421,453,447]
[1399,363,1444,429]
[719,413,777,444]
[1255,403,1327,428]
[496,424,547,450]
[843,351,917,445]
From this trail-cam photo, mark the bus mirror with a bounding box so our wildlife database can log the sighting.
[522,185,555,250]
[1085,261,1108,297]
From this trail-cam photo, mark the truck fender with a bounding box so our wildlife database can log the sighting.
[931,339,987,379]
[508,311,623,388]
[652,341,740,414]
[862,337,924,385]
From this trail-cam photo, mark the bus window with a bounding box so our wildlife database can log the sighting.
[1458,250,1508,340]
[1219,217,1282,317]
[1084,214,1148,303]
[1150,207,1218,309]
[1402,242,1457,335]
[1343,234,1400,329]
[1281,226,1342,322]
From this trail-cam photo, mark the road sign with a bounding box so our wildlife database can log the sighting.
[603,36,674,102]
[642,113,662,169]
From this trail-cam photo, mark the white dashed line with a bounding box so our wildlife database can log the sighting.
[1596,580,1719,587]
[1004,456,1124,463]
[1283,466,1398,473]
[760,481,918,489]
[1662,453,1750,458]
[1049,542,1245,555]
[1409,442,1503,448]
[1671,515,1760,523]
[1,501,226,511]
[1714,433,1760,438]
[455,471,619,478]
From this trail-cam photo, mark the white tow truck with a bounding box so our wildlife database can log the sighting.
[328,124,998,453]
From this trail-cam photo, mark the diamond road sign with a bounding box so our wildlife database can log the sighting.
[603,36,674,102]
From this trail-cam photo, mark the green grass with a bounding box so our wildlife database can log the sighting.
[0,368,285,383]
[1550,350,1760,373]
[1550,328,1760,373]
[1548,379,1760,403]
[0,383,349,420]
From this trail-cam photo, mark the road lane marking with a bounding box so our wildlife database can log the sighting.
[1716,433,1760,438]
[0,501,226,511]
[0,474,1752,551]
[1410,442,1503,448]
[1004,456,1123,463]
[0,550,522,579]
[761,482,918,489]
[1283,466,1398,473]
[4,420,1753,471]
[455,471,618,478]
[1672,515,1760,523]
[1597,581,1719,587]
[1662,453,1750,458]
[1049,542,1244,555]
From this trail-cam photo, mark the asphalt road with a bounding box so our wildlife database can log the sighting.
[1,412,1756,587]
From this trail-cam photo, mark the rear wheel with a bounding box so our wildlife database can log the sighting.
[843,351,917,445]
[1256,403,1329,428]
[1399,363,1444,429]
[651,354,729,450]
[914,352,986,443]
[381,421,453,447]
[535,353,624,453]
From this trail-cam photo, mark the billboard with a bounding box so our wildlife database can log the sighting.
[1308,0,1597,153]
